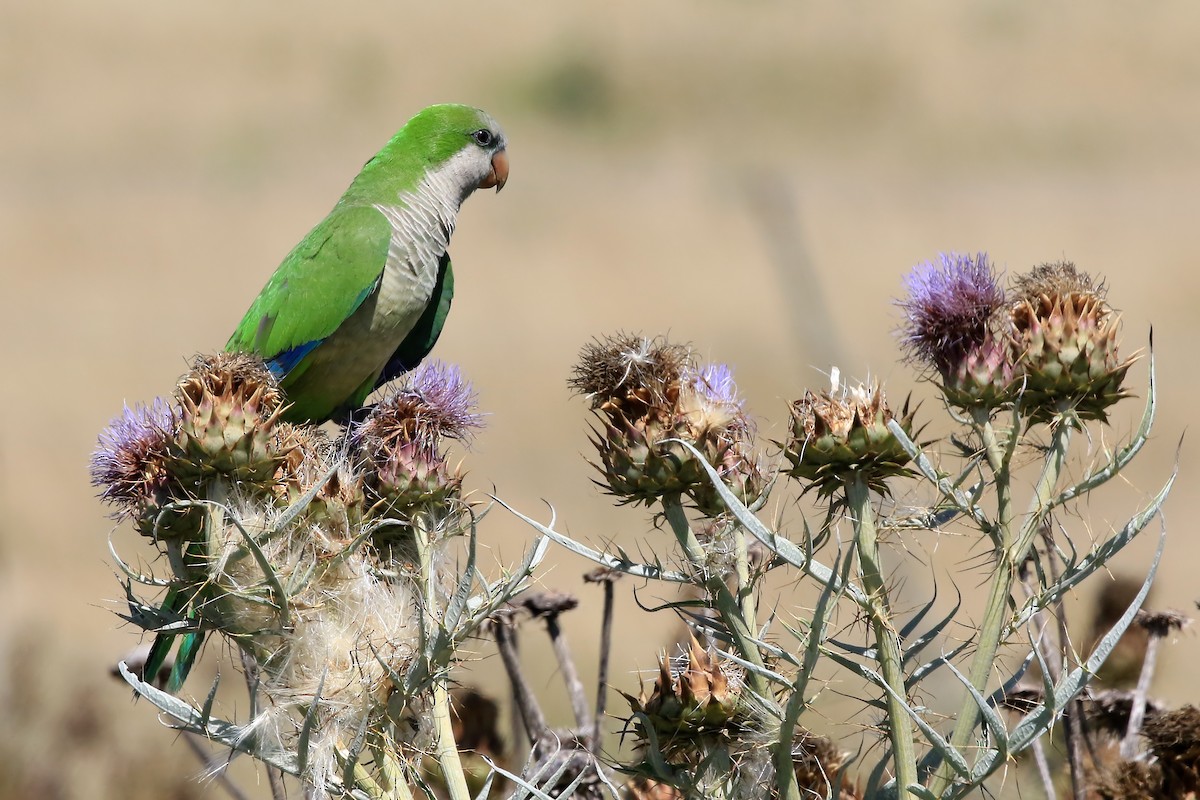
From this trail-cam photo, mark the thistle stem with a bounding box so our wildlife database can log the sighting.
[592,579,615,752]
[975,412,1013,548]
[662,496,768,696]
[930,419,1072,796]
[413,519,471,800]
[662,496,803,800]
[847,477,918,796]
[1121,633,1162,759]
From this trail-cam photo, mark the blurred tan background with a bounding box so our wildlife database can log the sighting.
[2,2,1198,797]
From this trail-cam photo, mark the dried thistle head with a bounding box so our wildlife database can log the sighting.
[168,352,289,486]
[1094,760,1164,800]
[624,776,684,799]
[275,423,365,540]
[1142,705,1200,795]
[624,636,746,752]
[783,373,916,497]
[571,334,765,513]
[792,730,861,800]
[1085,689,1165,739]
[569,332,691,412]
[1134,608,1191,638]
[1008,261,1136,422]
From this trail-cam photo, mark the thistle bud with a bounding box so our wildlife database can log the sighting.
[783,373,915,497]
[897,252,1017,411]
[168,353,288,486]
[1009,262,1135,422]
[351,361,481,520]
[570,334,763,512]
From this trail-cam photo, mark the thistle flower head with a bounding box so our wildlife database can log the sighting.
[352,362,482,517]
[90,398,178,514]
[352,361,483,453]
[898,252,1005,373]
[1008,261,1136,422]
[783,372,916,497]
[571,335,764,513]
[169,353,289,485]
[624,636,747,751]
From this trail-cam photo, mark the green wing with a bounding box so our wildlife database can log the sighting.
[226,204,392,373]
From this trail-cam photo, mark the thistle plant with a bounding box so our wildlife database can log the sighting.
[98,255,1181,800]
[510,254,1176,800]
[96,358,546,800]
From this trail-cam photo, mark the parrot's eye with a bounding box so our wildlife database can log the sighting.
[471,129,494,147]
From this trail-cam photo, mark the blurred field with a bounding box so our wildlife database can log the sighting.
[2,2,1199,796]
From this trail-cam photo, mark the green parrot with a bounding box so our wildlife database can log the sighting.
[143,105,508,694]
[226,102,509,423]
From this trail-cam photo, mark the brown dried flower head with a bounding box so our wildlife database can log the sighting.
[168,353,289,486]
[1009,262,1137,422]
[570,333,765,513]
[625,636,745,749]
[784,372,916,497]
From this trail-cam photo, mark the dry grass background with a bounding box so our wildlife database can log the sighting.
[2,2,1199,796]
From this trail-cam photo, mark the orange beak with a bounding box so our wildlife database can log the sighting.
[478,149,509,192]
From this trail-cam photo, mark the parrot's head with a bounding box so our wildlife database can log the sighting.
[400,104,509,200]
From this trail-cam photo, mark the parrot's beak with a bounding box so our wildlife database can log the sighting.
[479,149,509,193]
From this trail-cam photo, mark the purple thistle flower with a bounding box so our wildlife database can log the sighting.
[353,361,484,456]
[402,361,484,441]
[897,252,1005,372]
[90,398,178,511]
[691,363,743,410]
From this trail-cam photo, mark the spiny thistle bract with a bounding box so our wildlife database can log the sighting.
[569,333,765,514]
[1009,261,1136,422]
[624,636,748,757]
[782,373,916,497]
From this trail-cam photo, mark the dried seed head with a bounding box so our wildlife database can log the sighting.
[573,335,765,513]
[793,730,860,800]
[568,332,690,410]
[275,423,365,540]
[1134,609,1191,638]
[783,374,916,497]
[1142,705,1200,794]
[518,590,579,618]
[625,776,684,800]
[1085,689,1164,739]
[168,353,288,486]
[1008,261,1136,422]
[1094,761,1163,800]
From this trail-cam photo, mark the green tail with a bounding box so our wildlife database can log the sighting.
[142,588,205,693]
